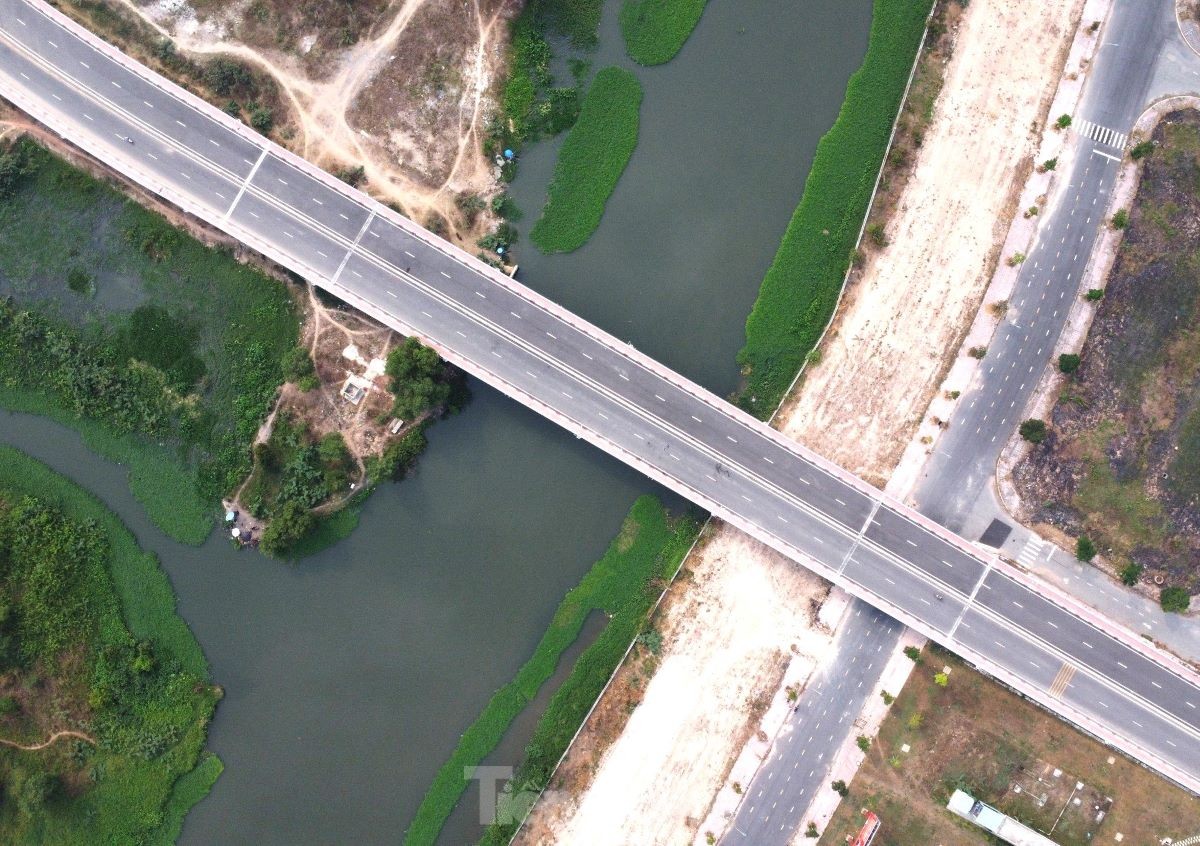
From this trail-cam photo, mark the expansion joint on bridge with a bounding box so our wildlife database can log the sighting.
[331,210,377,286]
[837,498,881,576]
[947,552,997,639]
[222,147,269,222]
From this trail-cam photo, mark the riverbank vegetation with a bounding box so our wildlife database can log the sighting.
[0,446,219,843]
[1014,113,1200,597]
[530,68,643,253]
[487,0,606,167]
[403,495,699,846]
[735,0,935,417]
[619,0,709,65]
[0,137,296,543]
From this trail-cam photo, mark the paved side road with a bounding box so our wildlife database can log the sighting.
[722,603,901,845]
[1,0,1199,793]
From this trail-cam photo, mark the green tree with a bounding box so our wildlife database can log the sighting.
[1019,418,1048,444]
[856,735,871,753]
[831,779,849,797]
[1075,535,1096,562]
[1058,353,1081,374]
[259,501,315,556]
[903,645,922,663]
[1055,114,1072,129]
[1160,586,1191,613]
[1119,562,1142,586]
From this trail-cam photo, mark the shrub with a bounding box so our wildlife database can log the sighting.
[903,645,922,663]
[880,690,894,705]
[1085,288,1105,301]
[968,346,987,359]
[1055,114,1072,129]
[203,57,251,96]
[1041,157,1058,171]
[856,735,871,753]
[831,779,849,797]
[282,346,315,382]
[0,695,16,715]
[933,672,949,687]
[66,267,92,294]
[1160,586,1191,613]
[1007,252,1026,266]
[866,221,888,247]
[1130,140,1154,160]
[1119,562,1142,586]
[1058,353,1081,374]
[530,67,643,253]
[806,822,819,838]
[736,0,934,416]
[334,164,366,188]
[907,711,923,730]
[1111,208,1129,229]
[1019,418,1047,444]
[247,103,273,134]
[1075,535,1097,561]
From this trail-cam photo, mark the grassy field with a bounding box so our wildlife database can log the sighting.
[0,446,219,843]
[818,646,1200,845]
[736,0,933,417]
[619,0,709,65]
[0,138,298,544]
[529,67,643,254]
[403,495,699,846]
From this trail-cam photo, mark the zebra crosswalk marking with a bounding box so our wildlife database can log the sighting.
[1075,118,1128,151]
[1016,536,1043,567]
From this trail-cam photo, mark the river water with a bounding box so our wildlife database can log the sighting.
[0,0,870,842]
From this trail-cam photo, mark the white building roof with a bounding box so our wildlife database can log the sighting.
[946,790,1060,846]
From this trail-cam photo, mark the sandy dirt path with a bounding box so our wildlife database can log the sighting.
[778,0,1084,486]
[517,0,1085,843]
[114,0,508,229]
[0,730,95,751]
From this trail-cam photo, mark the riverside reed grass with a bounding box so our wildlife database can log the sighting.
[530,67,643,253]
[404,495,698,845]
[0,446,219,843]
[736,0,935,417]
[619,0,709,65]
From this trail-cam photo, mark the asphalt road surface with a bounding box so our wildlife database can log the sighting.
[1,0,1198,794]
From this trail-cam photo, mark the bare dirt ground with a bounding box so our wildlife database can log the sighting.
[518,1,1089,842]
[73,0,514,243]
[777,0,1083,487]
[517,528,833,845]
[817,647,1200,846]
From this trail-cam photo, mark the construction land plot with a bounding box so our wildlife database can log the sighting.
[817,646,1200,846]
